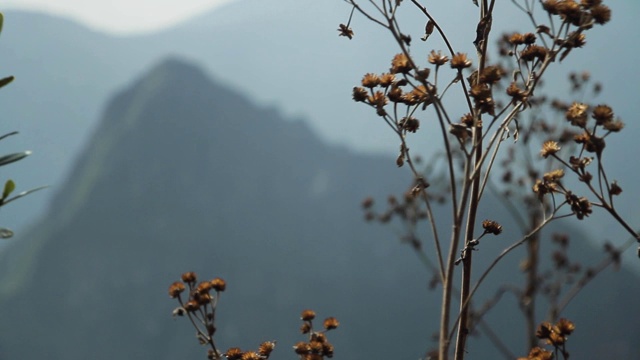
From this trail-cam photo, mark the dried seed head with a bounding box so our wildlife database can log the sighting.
[565,102,589,127]
[379,73,396,87]
[520,45,547,62]
[540,140,561,158]
[181,271,197,283]
[323,317,340,330]
[225,348,244,360]
[509,33,526,45]
[293,342,310,355]
[168,281,186,298]
[361,73,380,88]
[506,82,527,102]
[211,277,226,292]
[337,23,354,39]
[428,50,449,66]
[390,53,412,74]
[556,318,575,336]
[543,169,565,182]
[352,87,368,102]
[258,341,276,357]
[592,104,614,125]
[591,4,612,24]
[301,309,316,321]
[450,53,472,70]
[241,351,261,360]
[482,220,503,235]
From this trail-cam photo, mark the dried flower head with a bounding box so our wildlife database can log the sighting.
[293,342,310,355]
[482,220,503,235]
[301,309,316,321]
[509,33,526,45]
[352,87,368,102]
[225,348,244,360]
[337,23,354,39]
[556,318,575,336]
[241,351,262,360]
[565,102,588,127]
[379,73,396,87]
[211,277,226,292]
[506,82,527,102]
[258,341,276,357]
[591,4,611,25]
[361,73,380,88]
[390,53,412,74]
[540,140,561,158]
[428,50,449,66]
[168,281,186,298]
[323,317,340,330]
[181,271,197,283]
[592,104,614,125]
[543,169,565,182]
[450,53,472,70]
[520,45,547,62]
[479,65,505,85]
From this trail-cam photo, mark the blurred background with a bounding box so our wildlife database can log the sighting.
[0,0,637,359]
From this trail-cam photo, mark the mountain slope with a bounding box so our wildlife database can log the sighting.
[0,57,637,359]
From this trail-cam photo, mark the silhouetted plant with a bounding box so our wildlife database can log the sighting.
[338,0,636,359]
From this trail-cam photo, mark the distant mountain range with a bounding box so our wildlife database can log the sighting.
[0,1,638,238]
[0,58,636,359]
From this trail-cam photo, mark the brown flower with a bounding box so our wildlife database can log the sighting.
[603,119,624,132]
[506,82,527,102]
[520,45,547,62]
[390,53,412,74]
[337,23,354,39]
[450,53,472,70]
[301,309,316,321]
[181,271,197,283]
[323,317,340,330]
[293,342,309,355]
[211,277,226,292]
[592,104,613,125]
[428,50,449,66]
[241,351,262,360]
[540,140,561,158]
[509,33,525,45]
[361,73,380,88]
[379,73,396,87]
[352,87,368,102]
[482,220,503,235]
[543,169,565,182]
[168,281,186,298]
[565,102,588,127]
[258,341,276,357]
[556,318,575,336]
[368,91,388,109]
[591,4,611,24]
[479,65,504,85]
[224,348,244,360]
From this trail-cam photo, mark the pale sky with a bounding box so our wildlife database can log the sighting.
[2,0,239,35]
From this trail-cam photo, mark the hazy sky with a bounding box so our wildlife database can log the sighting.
[2,0,239,34]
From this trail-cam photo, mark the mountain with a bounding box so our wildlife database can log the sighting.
[0,58,637,359]
[1,2,639,241]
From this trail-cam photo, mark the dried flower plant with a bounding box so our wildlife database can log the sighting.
[338,0,637,359]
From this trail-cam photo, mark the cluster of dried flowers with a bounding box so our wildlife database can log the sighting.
[169,272,276,360]
[169,273,338,359]
[518,318,575,359]
[338,0,636,359]
[293,310,339,359]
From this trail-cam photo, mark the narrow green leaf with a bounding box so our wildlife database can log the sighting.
[0,76,14,89]
[0,151,31,167]
[1,185,48,206]
[2,179,15,199]
[0,227,13,239]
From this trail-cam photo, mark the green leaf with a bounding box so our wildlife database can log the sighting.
[0,151,31,167]
[2,179,15,199]
[0,76,14,89]
[2,185,48,206]
[0,227,14,239]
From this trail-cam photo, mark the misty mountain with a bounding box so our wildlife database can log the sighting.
[0,58,637,359]
[0,1,639,239]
